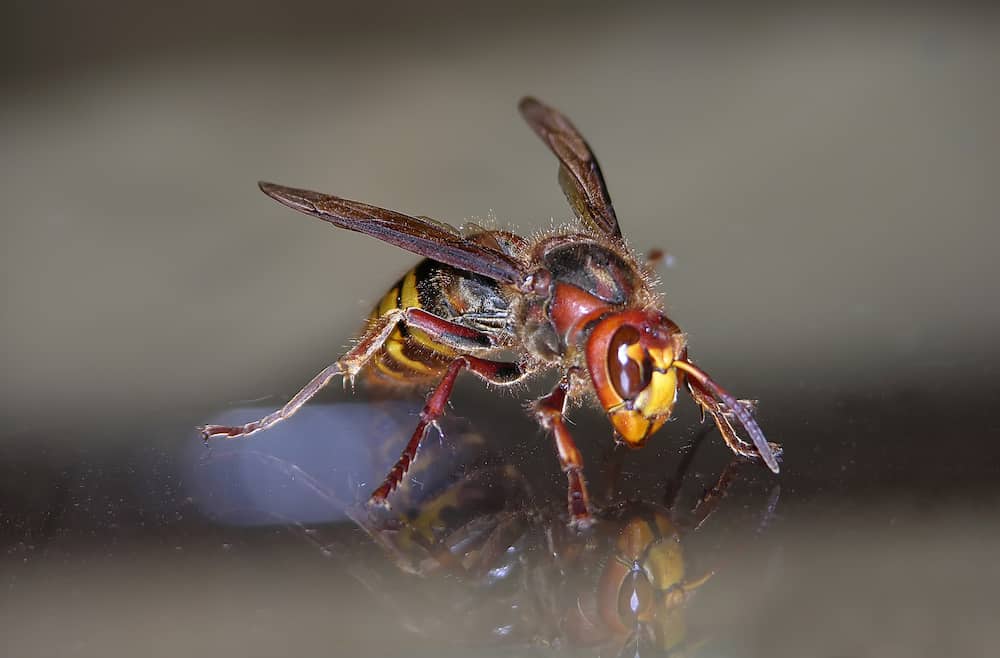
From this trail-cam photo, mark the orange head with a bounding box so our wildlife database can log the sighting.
[585,310,686,447]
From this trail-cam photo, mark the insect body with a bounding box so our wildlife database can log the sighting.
[365,247,517,384]
[200,97,781,525]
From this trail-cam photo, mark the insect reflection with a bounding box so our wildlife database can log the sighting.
[341,435,778,657]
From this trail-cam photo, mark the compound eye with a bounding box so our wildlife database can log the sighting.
[607,325,652,400]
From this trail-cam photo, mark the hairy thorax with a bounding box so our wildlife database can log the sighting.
[515,234,656,365]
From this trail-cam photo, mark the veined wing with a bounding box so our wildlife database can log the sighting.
[518,97,622,240]
[259,182,526,284]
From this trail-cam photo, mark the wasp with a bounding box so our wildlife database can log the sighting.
[200,96,781,525]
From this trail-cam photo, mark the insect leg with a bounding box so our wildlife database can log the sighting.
[369,355,524,506]
[402,308,494,351]
[199,309,498,440]
[687,377,783,465]
[676,359,782,473]
[532,373,593,527]
[199,310,409,439]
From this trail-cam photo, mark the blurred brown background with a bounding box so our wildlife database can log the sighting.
[3,2,1000,657]
[5,1,998,429]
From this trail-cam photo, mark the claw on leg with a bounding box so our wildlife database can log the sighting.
[199,362,345,440]
[198,310,412,442]
[677,358,781,473]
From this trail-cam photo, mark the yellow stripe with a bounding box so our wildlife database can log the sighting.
[386,335,436,374]
[374,350,409,380]
[374,352,395,378]
[367,267,455,377]
[400,268,456,357]
[414,332,456,357]
[377,283,400,318]
[400,269,420,310]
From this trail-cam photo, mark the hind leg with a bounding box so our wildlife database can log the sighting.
[199,308,493,440]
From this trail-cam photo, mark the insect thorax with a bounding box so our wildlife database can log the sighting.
[515,237,647,363]
[540,239,642,306]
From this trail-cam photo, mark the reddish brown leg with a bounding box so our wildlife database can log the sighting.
[369,355,523,506]
[686,375,782,467]
[533,373,592,527]
[199,308,494,440]
[402,308,493,351]
[199,311,404,440]
[676,356,782,473]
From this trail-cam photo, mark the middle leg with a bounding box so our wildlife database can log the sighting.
[369,355,523,506]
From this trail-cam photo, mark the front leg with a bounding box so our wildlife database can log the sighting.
[675,355,782,473]
[532,372,592,527]
[686,376,783,468]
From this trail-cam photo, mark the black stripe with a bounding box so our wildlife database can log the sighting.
[412,259,443,313]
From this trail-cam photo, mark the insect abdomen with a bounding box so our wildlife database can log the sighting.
[366,261,456,384]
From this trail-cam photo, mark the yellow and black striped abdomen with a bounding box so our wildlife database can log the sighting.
[365,263,457,385]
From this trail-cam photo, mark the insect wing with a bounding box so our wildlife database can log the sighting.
[518,96,622,240]
[259,182,526,284]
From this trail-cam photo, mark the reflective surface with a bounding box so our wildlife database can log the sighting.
[4,3,1000,657]
[4,377,999,657]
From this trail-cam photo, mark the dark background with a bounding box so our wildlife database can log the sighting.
[3,2,999,657]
